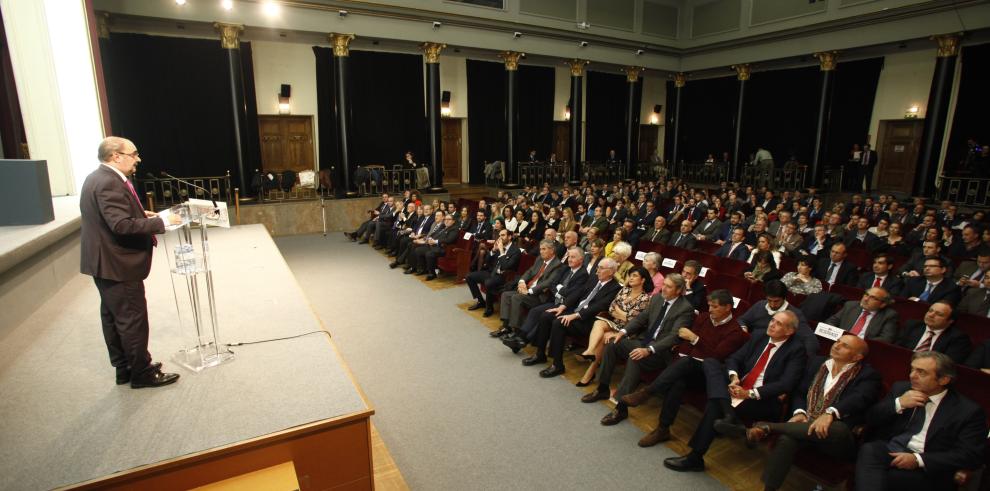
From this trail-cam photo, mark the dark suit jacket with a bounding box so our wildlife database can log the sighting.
[739,301,818,356]
[857,273,905,297]
[667,232,697,250]
[562,278,622,321]
[684,278,707,310]
[553,266,590,304]
[468,220,493,240]
[957,287,990,316]
[965,339,990,369]
[485,244,521,275]
[621,295,696,354]
[515,257,564,302]
[716,241,750,261]
[901,277,962,305]
[693,219,722,240]
[865,381,986,475]
[815,259,859,287]
[640,227,671,244]
[791,356,882,428]
[823,301,899,343]
[725,332,807,400]
[80,165,165,281]
[895,321,972,363]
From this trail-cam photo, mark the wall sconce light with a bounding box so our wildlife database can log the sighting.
[905,105,920,119]
[441,90,451,117]
[564,105,571,121]
[650,104,662,125]
[278,84,291,114]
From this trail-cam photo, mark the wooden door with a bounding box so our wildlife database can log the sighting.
[441,118,462,183]
[876,119,924,195]
[552,121,569,163]
[257,115,314,173]
[638,124,659,162]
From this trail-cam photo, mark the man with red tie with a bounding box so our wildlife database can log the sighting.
[80,137,180,388]
[664,311,807,472]
[822,287,900,342]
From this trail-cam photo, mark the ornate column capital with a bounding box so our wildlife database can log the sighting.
[96,12,111,39]
[421,42,446,63]
[813,51,839,71]
[329,33,356,57]
[731,63,751,81]
[624,66,644,83]
[213,22,244,49]
[567,59,589,76]
[498,51,524,71]
[673,72,687,88]
[931,33,962,57]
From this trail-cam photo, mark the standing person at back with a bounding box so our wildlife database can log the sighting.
[80,137,180,389]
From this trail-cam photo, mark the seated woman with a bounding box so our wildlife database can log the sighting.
[576,265,653,386]
[559,207,578,234]
[544,207,560,231]
[641,251,665,296]
[868,217,890,238]
[584,238,605,276]
[876,221,909,256]
[611,241,634,285]
[780,256,823,295]
[506,209,528,235]
[521,211,544,244]
[604,228,626,258]
[744,250,782,284]
[747,233,782,268]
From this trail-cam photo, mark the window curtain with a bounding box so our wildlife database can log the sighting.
[586,70,628,162]
[466,59,506,184]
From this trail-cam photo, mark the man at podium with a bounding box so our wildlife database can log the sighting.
[80,136,181,389]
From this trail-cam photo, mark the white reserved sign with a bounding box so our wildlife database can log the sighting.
[815,322,844,341]
[463,232,473,240]
[635,251,647,261]
[733,296,741,308]
[662,258,678,268]
[700,266,709,277]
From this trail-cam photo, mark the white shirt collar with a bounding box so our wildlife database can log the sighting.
[766,300,789,316]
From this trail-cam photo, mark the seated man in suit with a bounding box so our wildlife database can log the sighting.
[857,254,905,296]
[692,208,722,242]
[640,215,671,245]
[747,334,881,491]
[392,207,436,267]
[738,280,817,356]
[715,227,750,261]
[957,272,990,316]
[581,274,697,425]
[466,210,493,242]
[816,243,860,287]
[714,211,744,244]
[682,260,707,310]
[897,240,951,278]
[895,301,972,363]
[901,256,962,305]
[494,239,563,334]
[501,246,588,352]
[855,351,987,490]
[822,287,899,342]
[965,338,990,373]
[465,229,520,315]
[667,220,698,250]
[529,258,622,378]
[407,214,459,281]
[620,289,749,446]
[664,311,808,472]
[844,217,880,251]
[953,252,990,291]
[347,193,390,242]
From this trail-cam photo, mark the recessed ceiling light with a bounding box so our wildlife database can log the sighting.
[175,0,187,5]
[262,1,280,16]
[221,0,233,11]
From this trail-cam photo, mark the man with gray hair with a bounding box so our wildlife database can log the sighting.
[493,239,562,335]
[856,351,986,490]
[583,274,696,426]
[80,137,181,388]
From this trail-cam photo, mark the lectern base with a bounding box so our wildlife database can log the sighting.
[173,343,235,372]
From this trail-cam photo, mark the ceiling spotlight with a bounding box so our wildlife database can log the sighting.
[579,41,589,47]
[221,0,233,11]
[175,0,187,5]
[433,21,442,29]
[339,9,348,17]
[635,49,644,55]
[513,31,522,39]
[262,1,280,15]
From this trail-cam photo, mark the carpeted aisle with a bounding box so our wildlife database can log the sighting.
[276,234,726,490]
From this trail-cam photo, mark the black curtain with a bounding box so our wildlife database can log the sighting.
[348,50,427,166]
[467,59,506,184]
[515,64,554,162]
[313,46,337,170]
[825,57,883,166]
[945,43,990,174]
[102,33,259,182]
[586,70,628,161]
[676,75,737,163]
[740,65,820,165]
[663,80,676,163]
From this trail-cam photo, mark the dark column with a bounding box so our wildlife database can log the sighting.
[568,59,587,185]
[500,51,522,189]
[731,64,749,182]
[914,34,961,198]
[215,23,250,197]
[811,51,838,189]
[671,72,686,170]
[423,42,447,192]
[330,33,356,198]
[624,66,643,179]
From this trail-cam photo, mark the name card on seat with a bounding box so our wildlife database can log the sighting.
[635,251,646,261]
[733,297,741,308]
[463,232,473,240]
[815,322,844,341]
[700,267,709,277]
[661,258,677,268]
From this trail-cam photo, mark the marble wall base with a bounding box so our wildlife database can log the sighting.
[237,195,451,236]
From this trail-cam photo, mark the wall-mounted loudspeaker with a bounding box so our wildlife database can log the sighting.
[441,91,451,104]
[653,104,662,113]
[280,84,291,98]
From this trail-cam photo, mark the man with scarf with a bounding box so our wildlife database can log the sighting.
[742,334,881,491]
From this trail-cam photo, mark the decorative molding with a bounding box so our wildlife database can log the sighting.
[813,50,839,71]
[673,72,687,88]
[624,66,644,83]
[97,12,111,39]
[731,63,750,81]
[421,42,446,63]
[498,51,523,70]
[329,33,356,57]
[213,22,244,49]
[932,33,962,57]
[567,59,589,76]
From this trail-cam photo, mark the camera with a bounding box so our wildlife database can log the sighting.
[579,41,589,47]
[432,21,442,29]
[513,31,522,39]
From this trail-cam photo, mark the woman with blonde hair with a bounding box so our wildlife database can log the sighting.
[611,241,634,285]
